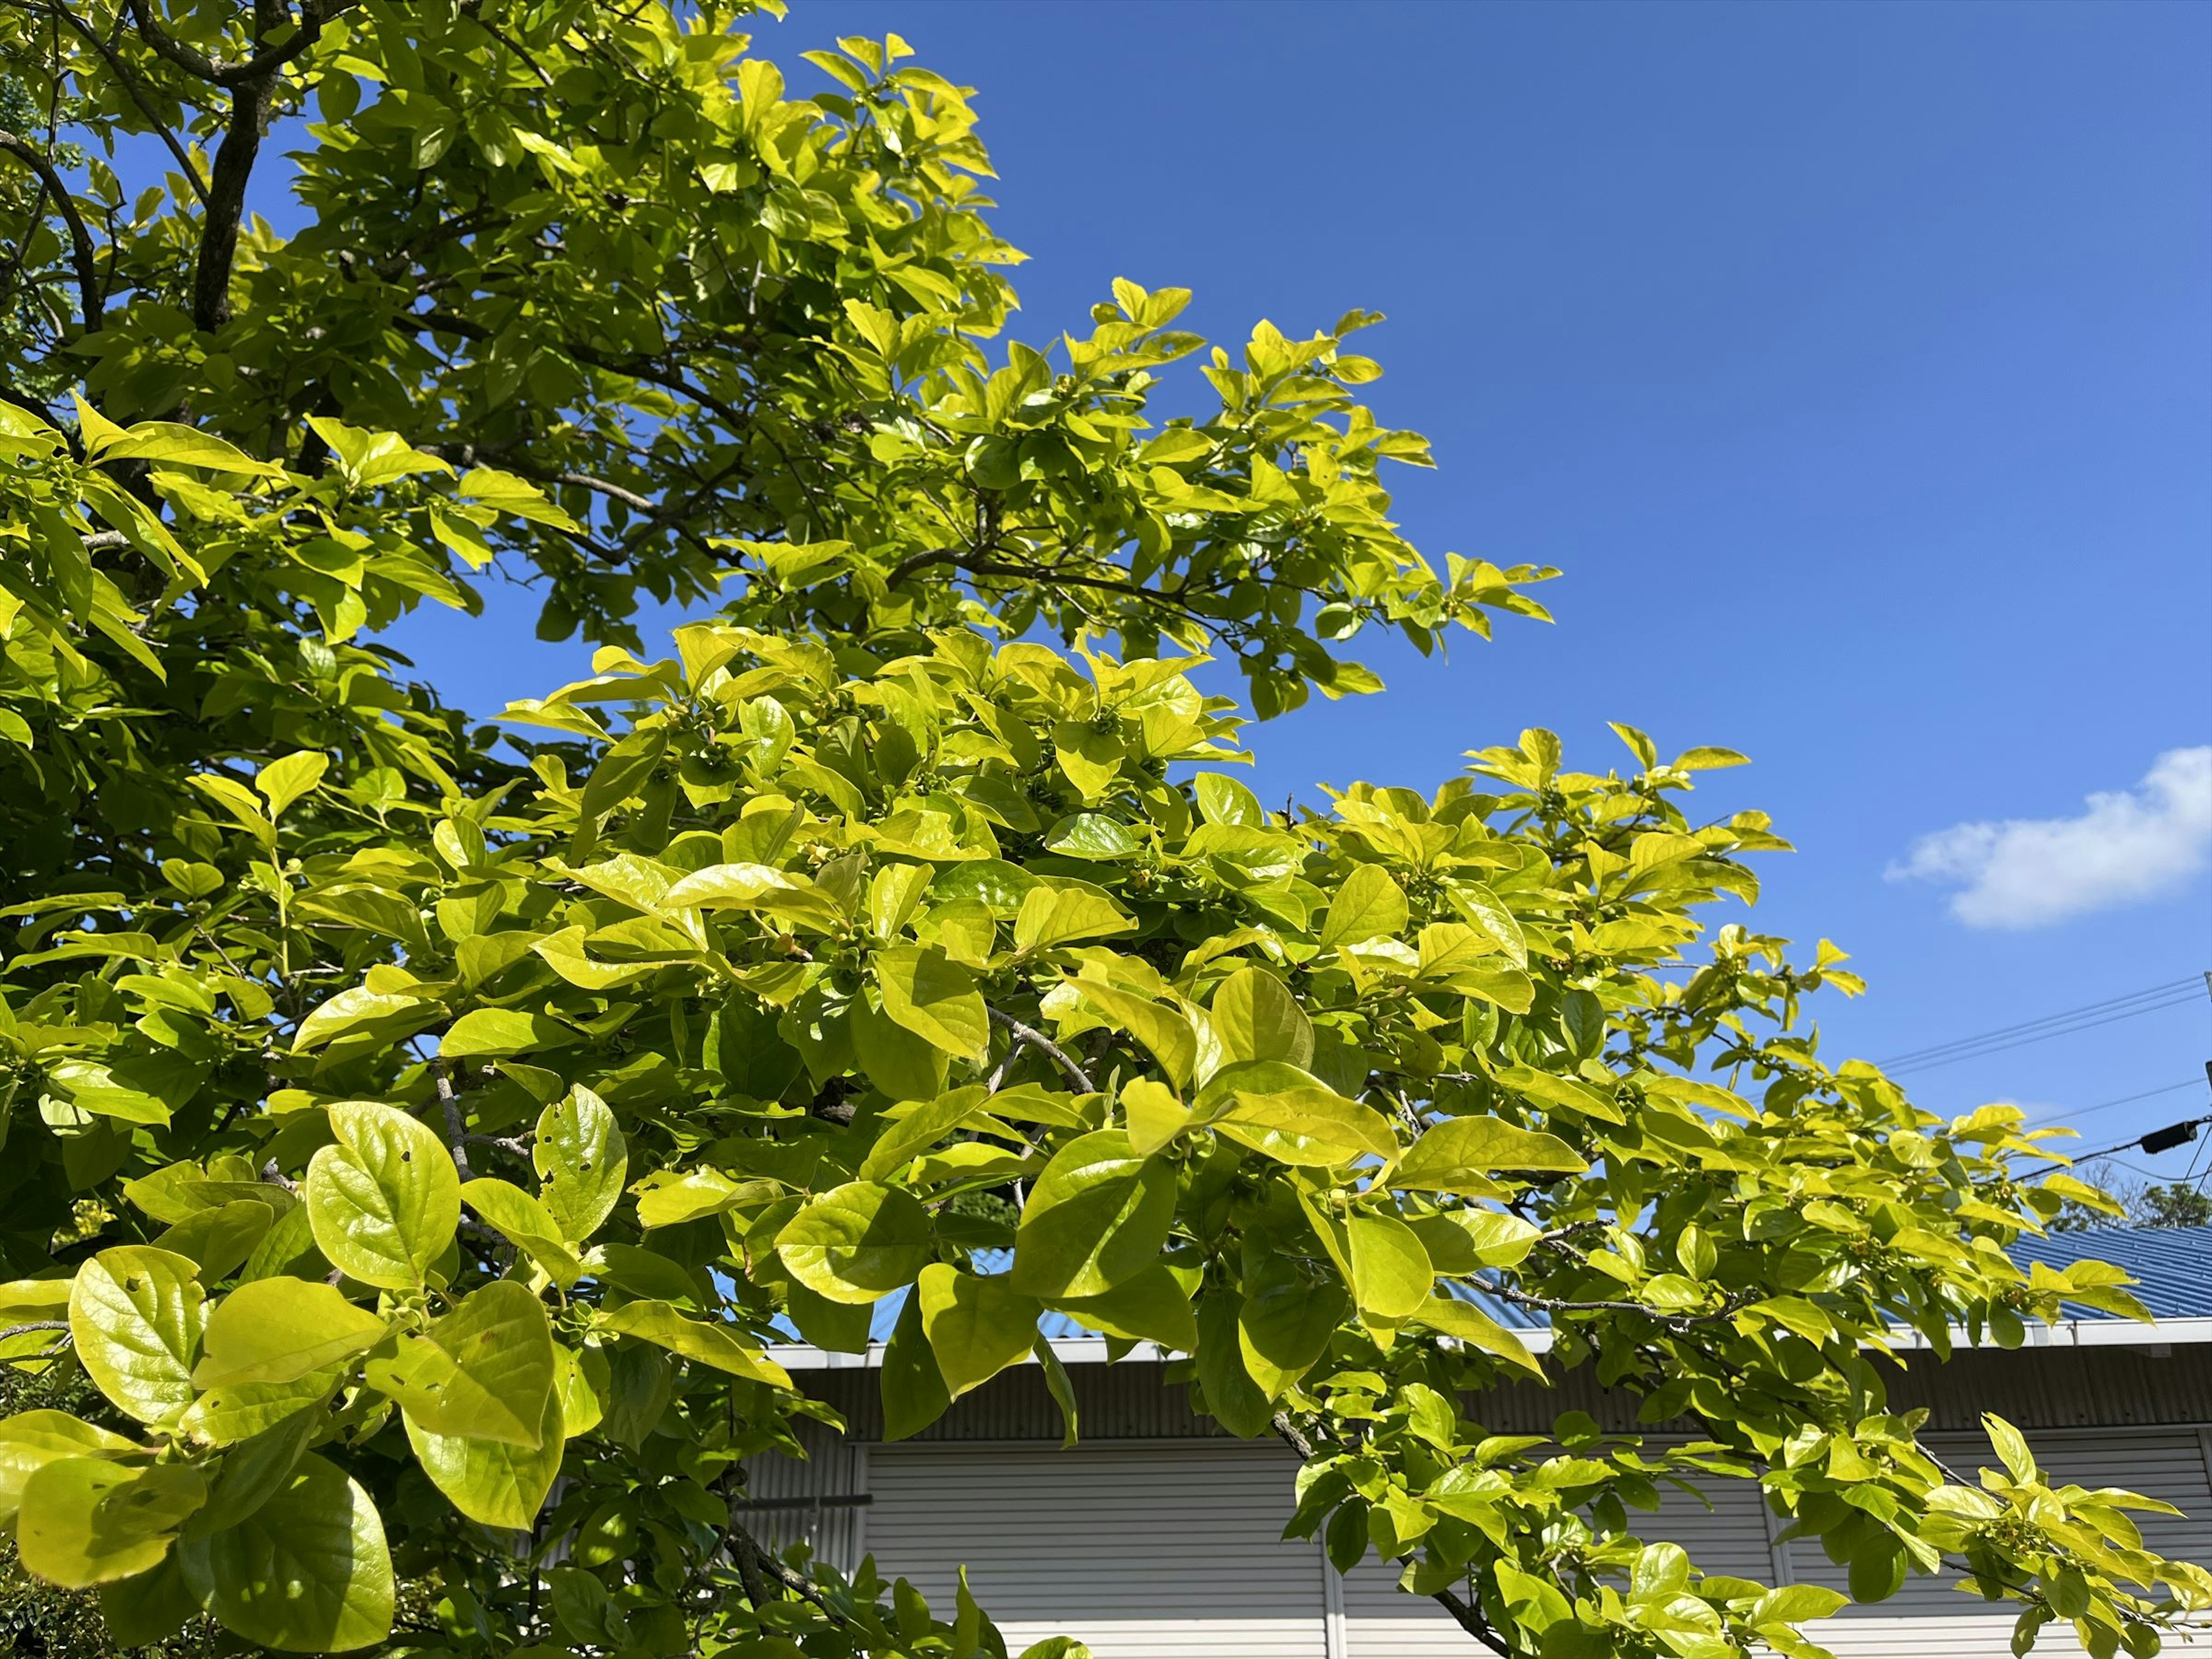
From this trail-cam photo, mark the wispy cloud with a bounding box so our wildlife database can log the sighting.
[1887,746,2212,929]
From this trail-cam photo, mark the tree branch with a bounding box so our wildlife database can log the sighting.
[0,1320,71,1343]
[1271,1412,1507,1656]
[123,0,354,86]
[0,128,103,325]
[431,1055,473,1182]
[987,1005,1094,1093]
[24,1,210,202]
[724,1517,835,1615]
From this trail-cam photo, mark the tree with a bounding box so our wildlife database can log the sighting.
[2053,1164,2212,1233]
[1,5,2206,1658]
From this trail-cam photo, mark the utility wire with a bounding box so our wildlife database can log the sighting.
[1878,976,2199,1067]
[2022,1077,2207,1130]
[2018,1064,2212,1172]
[1888,994,2203,1075]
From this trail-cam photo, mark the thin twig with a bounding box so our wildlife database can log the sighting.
[0,128,103,324]
[431,1056,473,1181]
[0,1321,71,1343]
[987,1005,1094,1093]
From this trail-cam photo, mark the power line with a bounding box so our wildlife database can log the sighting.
[1877,976,2200,1069]
[2022,1076,2207,1130]
[1879,985,2206,1077]
[2020,1064,2212,1172]
[2023,1114,2212,1172]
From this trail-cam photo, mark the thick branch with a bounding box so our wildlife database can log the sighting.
[724,1518,835,1615]
[124,0,353,86]
[169,1,350,329]
[431,1056,473,1182]
[0,129,103,325]
[987,1005,1094,1093]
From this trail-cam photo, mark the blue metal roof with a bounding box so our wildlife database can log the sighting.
[772,1225,2212,1353]
[2007,1224,2212,1319]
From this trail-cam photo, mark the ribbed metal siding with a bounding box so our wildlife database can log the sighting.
[734,1421,870,1576]
[866,1442,1330,1659]
[794,1345,2212,1442]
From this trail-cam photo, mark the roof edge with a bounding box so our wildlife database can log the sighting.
[770,1315,2212,1372]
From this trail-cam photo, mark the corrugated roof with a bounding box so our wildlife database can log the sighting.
[772,1225,2212,1354]
[2008,1223,2212,1319]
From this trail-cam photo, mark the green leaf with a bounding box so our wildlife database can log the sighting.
[661,861,801,909]
[364,1280,555,1448]
[1749,1585,1850,1625]
[18,1458,200,1588]
[880,1291,951,1443]
[850,991,952,1101]
[69,1247,203,1426]
[533,1086,627,1242]
[1393,1116,1586,1189]
[305,1102,460,1290]
[1052,1262,1199,1351]
[192,1279,388,1388]
[1073,979,1198,1089]
[1203,1062,1396,1166]
[1120,1077,1189,1157]
[1042,812,1143,860]
[1010,1130,1177,1299]
[1344,1213,1433,1320]
[190,1409,316,1535]
[860,1085,990,1181]
[784,1281,873,1354]
[182,1452,394,1651]
[253,752,329,819]
[598,1301,793,1387]
[553,1345,607,1437]
[1014,884,1133,952]
[1209,967,1313,1067]
[1193,771,1264,827]
[73,397,282,476]
[777,1183,934,1304]
[460,1178,586,1285]
[0,1412,141,1529]
[1985,1414,2037,1484]
[876,942,990,1061]
[1237,1268,1348,1399]
[290,988,426,1054]
[1411,1296,1544,1378]
[440,1008,577,1059]
[1319,863,1408,948]
[99,1554,202,1648]
[178,1370,342,1448]
[918,1264,1041,1396]
[1194,1290,1273,1438]
[1847,1533,1906,1604]
[632,1166,748,1229]
[153,1200,276,1282]
[403,1385,565,1533]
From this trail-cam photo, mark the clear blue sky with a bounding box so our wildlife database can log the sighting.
[391,1,2212,1179]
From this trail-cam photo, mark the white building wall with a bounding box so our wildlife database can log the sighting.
[787,1425,2212,1659]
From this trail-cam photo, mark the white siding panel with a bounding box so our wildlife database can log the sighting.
[857,1429,2211,1659]
[868,1442,1328,1659]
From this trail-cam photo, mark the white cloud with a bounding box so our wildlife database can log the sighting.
[1886,746,2212,929]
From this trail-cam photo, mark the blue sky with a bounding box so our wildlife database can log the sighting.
[388,1,2212,1179]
